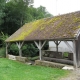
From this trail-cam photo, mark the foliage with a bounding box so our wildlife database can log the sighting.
[8,42,48,57]
[1,1,52,35]
[63,52,69,58]
[26,6,53,22]
[0,0,52,57]
[0,58,69,80]
[0,47,6,57]
[1,0,29,35]
[22,43,38,57]
[9,43,38,57]
[9,43,19,56]
[0,32,8,47]
[0,0,6,25]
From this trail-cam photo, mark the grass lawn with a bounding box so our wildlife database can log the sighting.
[0,58,69,80]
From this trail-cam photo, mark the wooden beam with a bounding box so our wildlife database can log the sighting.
[41,41,46,49]
[16,42,24,57]
[54,41,61,52]
[56,41,58,52]
[34,41,39,49]
[58,41,61,45]
[73,40,77,68]
[64,41,77,68]
[64,41,74,53]
[16,42,20,49]
[21,41,24,48]
[43,57,73,65]
[39,41,42,60]
[54,41,61,45]
[34,41,46,60]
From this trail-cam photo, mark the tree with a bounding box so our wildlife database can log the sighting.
[36,6,53,19]
[0,0,6,25]
[0,32,8,47]
[1,0,29,35]
[25,5,53,22]
[0,0,52,57]
[1,0,53,35]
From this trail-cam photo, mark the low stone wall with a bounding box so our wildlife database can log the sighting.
[7,54,27,63]
[8,54,16,60]
[35,60,66,68]
[16,56,27,63]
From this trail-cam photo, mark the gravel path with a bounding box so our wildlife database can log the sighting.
[61,68,80,80]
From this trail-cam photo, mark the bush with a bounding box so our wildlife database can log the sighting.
[0,47,6,57]
[22,43,38,57]
[9,43,19,56]
[9,43,39,57]
[0,32,8,47]
[9,42,48,57]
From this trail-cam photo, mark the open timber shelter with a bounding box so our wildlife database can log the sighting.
[5,11,80,68]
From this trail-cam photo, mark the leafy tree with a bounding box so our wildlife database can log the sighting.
[0,0,52,57]
[1,0,29,35]
[1,1,52,35]
[36,6,52,19]
[25,5,53,22]
[0,32,8,47]
[0,0,6,25]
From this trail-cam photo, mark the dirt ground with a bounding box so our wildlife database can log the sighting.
[61,68,80,80]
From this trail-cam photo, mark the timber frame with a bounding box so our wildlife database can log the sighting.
[5,11,80,68]
[6,39,79,68]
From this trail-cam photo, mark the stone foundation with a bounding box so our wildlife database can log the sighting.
[7,54,27,63]
[35,60,67,68]
[16,56,27,63]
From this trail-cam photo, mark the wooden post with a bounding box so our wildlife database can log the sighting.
[34,41,46,60]
[16,41,24,57]
[64,41,74,53]
[54,41,61,52]
[56,41,58,52]
[39,41,42,60]
[73,40,77,68]
[6,43,9,57]
[19,48,22,57]
[64,41,77,68]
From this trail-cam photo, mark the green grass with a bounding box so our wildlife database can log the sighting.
[63,52,69,58]
[0,58,69,80]
[28,56,39,61]
[0,48,6,57]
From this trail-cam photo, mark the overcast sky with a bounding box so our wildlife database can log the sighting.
[33,0,80,16]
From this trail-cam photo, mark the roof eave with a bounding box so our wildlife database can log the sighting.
[5,37,77,43]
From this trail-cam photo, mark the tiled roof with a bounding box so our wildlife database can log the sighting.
[6,11,80,42]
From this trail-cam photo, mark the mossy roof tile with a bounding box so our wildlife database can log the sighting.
[6,11,80,42]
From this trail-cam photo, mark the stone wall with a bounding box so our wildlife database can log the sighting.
[35,60,66,68]
[7,54,27,63]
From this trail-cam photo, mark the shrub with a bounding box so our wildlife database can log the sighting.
[9,43,19,56]
[9,43,39,57]
[22,43,38,57]
[0,32,8,47]
[0,47,6,57]
[9,42,48,57]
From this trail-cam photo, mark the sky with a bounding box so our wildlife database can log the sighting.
[33,0,80,16]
